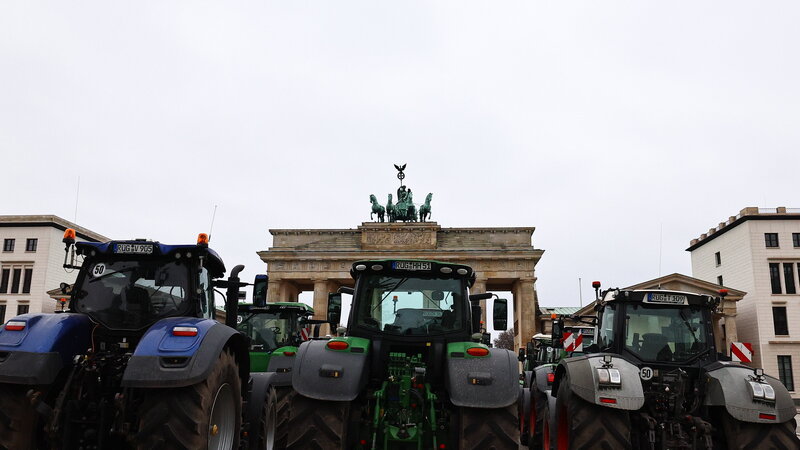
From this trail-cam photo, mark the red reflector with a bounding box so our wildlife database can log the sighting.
[327,340,349,351]
[172,326,198,337]
[466,347,489,357]
[439,444,446,449]
[283,351,296,356]
[547,373,555,383]
[5,321,25,331]
[599,397,617,404]
[360,439,367,445]
[759,413,776,420]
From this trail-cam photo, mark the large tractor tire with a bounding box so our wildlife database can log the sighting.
[554,373,631,450]
[0,384,38,450]
[285,393,349,449]
[251,387,277,450]
[721,412,800,450]
[529,388,547,450]
[136,348,242,450]
[519,387,532,446]
[273,387,291,448]
[459,404,519,450]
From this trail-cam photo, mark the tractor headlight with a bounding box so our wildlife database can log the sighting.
[597,368,622,387]
[748,381,776,403]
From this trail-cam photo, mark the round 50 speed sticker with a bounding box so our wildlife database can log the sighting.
[640,366,654,381]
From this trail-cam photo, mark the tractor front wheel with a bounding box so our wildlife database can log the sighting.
[721,411,800,450]
[136,347,242,450]
[273,387,291,448]
[285,393,349,449]
[0,384,39,450]
[554,373,631,450]
[459,403,519,450]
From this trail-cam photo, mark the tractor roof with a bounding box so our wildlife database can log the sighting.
[350,259,476,286]
[75,240,226,278]
[238,302,315,314]
[601,289,717,308]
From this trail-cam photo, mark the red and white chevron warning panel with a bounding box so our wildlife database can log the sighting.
[731,342,753,363]
[562,331,584,352]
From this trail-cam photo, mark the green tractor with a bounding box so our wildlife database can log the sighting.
[520,326,595,448]
[236,274,326,449]
[286,259,521,449]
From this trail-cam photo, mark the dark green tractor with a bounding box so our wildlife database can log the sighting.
[236,275,326,449]
[286,259,521,449]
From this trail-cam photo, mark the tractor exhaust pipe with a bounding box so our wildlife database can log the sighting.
[225,265,245,329]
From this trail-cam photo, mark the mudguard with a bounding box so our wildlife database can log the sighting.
[122,318,249,388]
[445,345,519,408]
[291,337,369,401]
[554,353,644,410]
[703,362,796,424]
[0,313,92,385]
[265,346,296,387]
[533,364,555,394]
[244,371,278,448]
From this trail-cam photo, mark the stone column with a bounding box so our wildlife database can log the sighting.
[471,278,488,326]
[267,279,283,303]
[313,279,335,321]
[513,278,538,351]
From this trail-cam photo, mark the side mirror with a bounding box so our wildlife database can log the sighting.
[253,275,268,307]
[492,298,508,331]
[338,286,354,295]
[518,348,525,362]
[551,320,563,346]
[327,293,342,325]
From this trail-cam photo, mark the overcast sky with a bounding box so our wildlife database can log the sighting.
[2,2,798,311]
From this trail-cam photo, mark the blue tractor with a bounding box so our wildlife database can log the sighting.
[0,230,277,449]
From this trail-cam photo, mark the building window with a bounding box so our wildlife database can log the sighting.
[0,305,6,323]
[765,233,779,248]
[22,269,32,294]
[10,269,21,294]
[1,265,34,295]
[0,269,8,294]
[770,263,782,294]
[2,239,14,252]
[784,263,797,294]
[773,307,789,335]
[16,304,28,315]
[794,233,800,248]
[25,239,37,252]
[715,252,721,266]
[717,275,724,286]
[777,356,794,391]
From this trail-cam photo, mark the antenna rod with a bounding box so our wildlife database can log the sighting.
[73,176,81,223]
[658,223,663,277]
[209,205,218,242]
[578,277,583,307]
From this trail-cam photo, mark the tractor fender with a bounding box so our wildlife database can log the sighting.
[0,313,92,385]
[122,318,249,388]
[265,346,296,387]
[244,372,279,436]
[533,364,555,394]
[703,362,796,424]
[553,354,645,411]
[446,347,520,408]
[291,337,369,402]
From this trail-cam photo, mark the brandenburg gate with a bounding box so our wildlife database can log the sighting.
[257,222,544,349]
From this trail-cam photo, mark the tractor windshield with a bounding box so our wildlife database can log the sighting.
[237,312,297,351]
[73,259,191,330]
[624,304,710,363]
[356,275,464,335]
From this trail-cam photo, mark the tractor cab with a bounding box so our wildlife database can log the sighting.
[65,234,224,332]
[595,289,718,368]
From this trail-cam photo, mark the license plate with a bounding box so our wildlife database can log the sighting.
[114,243,154,254]
[645,293,687,305]
[392,261,431,271]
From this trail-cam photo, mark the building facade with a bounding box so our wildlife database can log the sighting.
[688,207,800,400]
[0,215,107,322]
